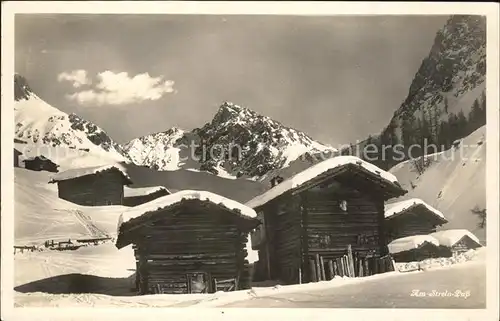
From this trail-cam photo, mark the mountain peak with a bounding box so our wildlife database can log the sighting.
[220,101,240,110]
[14,74,34,101]
[212,101,256,125]
[167,126,184,134]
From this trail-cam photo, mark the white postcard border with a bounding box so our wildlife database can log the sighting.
[1,2,499,321]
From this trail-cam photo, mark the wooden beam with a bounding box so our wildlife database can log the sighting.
[347,244,355,278]
[319,256,326,281]
[300,193,310,283]
[315,254,322,281]
[309,259,317,282]
[328,260,334,280]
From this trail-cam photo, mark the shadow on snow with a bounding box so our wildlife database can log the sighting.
[15,272,137,296]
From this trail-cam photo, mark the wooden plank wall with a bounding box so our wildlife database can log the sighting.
[260,182,394,284]
[132,206,251,294]
[304,187,382,260]
[14,151,20,168]
[58,170,124,206]
[451,236,482,254]
[385,215,440,243]
[267,195,303,284]
[25,159,58,172]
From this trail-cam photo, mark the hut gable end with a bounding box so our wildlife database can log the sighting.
[24,156,59,172]
[114,191,258,295]
[56,168,128,206]
[384,199,448,242]
[255,177,390,285]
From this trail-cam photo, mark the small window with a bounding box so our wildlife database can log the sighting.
[187,272,210,294]
[339,200,348,212]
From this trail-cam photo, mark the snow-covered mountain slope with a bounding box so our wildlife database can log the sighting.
[123,102,336,180]
[122,127,186,171]
[385,15,486,148]
[14,167,128,245]
[14,74,127,165]
[394,15,485,122]
[388,125,486,243]
[343,15,486,171]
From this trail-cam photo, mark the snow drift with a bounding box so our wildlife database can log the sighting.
[388,126,486,243]
[388,235,440,254]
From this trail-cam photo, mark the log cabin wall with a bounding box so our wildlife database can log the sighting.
[57,170,125,206]
[263,195,303,284]
[14,149,21,168]
[131,204,251,294]
[24,158,58,172]
[385,215,440,243]
[260,183,388,284]
[302,184,384,272]
[253,244,271,281]
[254,168,407,284]
[451,236,482,254]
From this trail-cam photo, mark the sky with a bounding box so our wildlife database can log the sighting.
[15,14,449,146]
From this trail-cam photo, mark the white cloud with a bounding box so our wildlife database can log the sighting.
[57,70,91,88]
[66,71,176,106]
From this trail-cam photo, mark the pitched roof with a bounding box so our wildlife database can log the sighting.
[246,155,406,209]
[116,190,259,248]
[24,155,58,164]
[49,163,132,184]
[388,235,440,254]
[385,198,447,223]
[124,186,171,198]
[430,229,481,247]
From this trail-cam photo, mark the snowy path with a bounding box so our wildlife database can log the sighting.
[221,261,485,308]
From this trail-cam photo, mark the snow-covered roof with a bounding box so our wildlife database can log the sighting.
[123,186,170,198]
[117,190,258,234]
[49,163,132,183]
[388,235,440,254]
[246,155,404,209]
[430,229,481,248]
[385,198,447,222]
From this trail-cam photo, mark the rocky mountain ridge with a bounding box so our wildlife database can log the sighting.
[124,101,336,180]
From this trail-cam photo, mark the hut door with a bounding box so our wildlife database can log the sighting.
[186,272,210,294]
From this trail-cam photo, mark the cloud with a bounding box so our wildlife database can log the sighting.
[66,71,176,106]
[57,70,91,88]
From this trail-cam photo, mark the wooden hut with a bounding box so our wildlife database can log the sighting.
[430,229,482,256]
[270,176,284,188]
[49,164,132,206]
[115,190,260,295]
[247,156,407,285]
[23,155,59,172]
[387,235,441,262]
[123,186,171,207]
[14,148,22,167]
[384,198,448,243]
